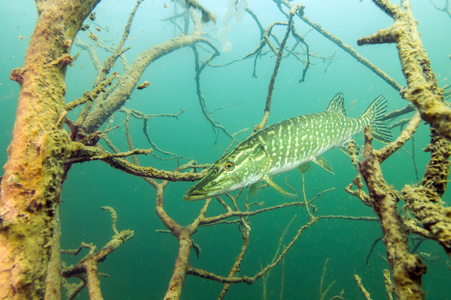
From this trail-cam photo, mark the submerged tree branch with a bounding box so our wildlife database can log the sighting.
[68,143,205,181]
[61,207,134,299]
[358,127,426,300]
[358,0,451,141]
[0,0,101,298]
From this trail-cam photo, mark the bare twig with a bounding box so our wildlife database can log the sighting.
[354,274,372,300]
[61,207,134,300]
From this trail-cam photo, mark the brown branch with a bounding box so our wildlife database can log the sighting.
[217,212,250,299]
[290,25,310,83]
[155,180,196,299]
[65,72,118,111]
[398,118,451,255]
[402,184,451,253]
[119,107,185,120]
[97,0,143,84]
[403,219,436,240]
[320,258,343,300]
[62,241,96,256]
[210,7,316,83]
[358,127,426,299]
[345,140,373,207]
[428,0,451,19]
[280,257,285,300]
[262,215,297,300]
[375,113,421,162]
[254,6,301,133]
[343,3,451,296]
[61,206,134,300]
[318,215,378,222]
[188,213,375,289]
[142,117,193,161]
[199,200,308,225]
[352,0,451,260]
[383,269,395,300]
[354,274,372,300]
[292,3,402,91]
[116,107,193,162]
[68,143,205,181]
[152,158,216,299]
[183,0,217,23]
[381,103,415,121]
[421,129,451,197]
[75,38,103,75]
[188,217,319,285]
[209,19,282,78]
[164,228,193,299]
[388,118,411,130]
[81,10,219,134]
[358,0,451,141]
[154,164,336,299]
[192,45,234,140]
[0,0,100,298]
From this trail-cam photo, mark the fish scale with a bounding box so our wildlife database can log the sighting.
[251,112,368,176]
[184,93,392,201]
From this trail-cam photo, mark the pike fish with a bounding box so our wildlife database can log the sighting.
[184,93,392,201]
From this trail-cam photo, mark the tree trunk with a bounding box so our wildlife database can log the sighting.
[0,0,100,298]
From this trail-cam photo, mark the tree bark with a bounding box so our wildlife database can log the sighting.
[0,0,100,298]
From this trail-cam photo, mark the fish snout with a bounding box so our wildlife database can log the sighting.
[184,185,208,201]
[183,175,239,201]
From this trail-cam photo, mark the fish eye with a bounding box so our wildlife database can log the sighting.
[224,161,235,171]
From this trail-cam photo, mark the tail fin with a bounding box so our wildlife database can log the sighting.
[361,95,393,143]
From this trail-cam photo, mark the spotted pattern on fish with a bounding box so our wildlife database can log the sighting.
[184,93,392,201]
[246,112,368,176]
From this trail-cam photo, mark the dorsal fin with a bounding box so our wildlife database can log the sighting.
[326,93,347,116]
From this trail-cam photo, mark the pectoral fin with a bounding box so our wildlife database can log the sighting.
[264,175,296,198]
[313,157,334,174]
[249,182,263,197]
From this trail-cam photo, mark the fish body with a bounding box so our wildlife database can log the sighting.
[184,93,391,201]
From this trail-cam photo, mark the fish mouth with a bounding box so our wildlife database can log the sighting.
[184,184,224,201]
[183,192,213,201]
[184,180,239,201]
[184,166,242,201]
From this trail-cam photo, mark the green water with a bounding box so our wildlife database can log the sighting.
[1,0,450,299]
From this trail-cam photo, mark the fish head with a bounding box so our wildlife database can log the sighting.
[184,143,269,201]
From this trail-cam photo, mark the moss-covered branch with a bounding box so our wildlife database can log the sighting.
[358,0,451,141]
[359,128,426,300]
[0,0,101,298]
[68,142,205,181]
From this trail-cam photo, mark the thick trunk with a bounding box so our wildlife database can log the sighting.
[0,0,100,298]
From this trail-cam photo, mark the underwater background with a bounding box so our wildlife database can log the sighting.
[1,0,450,299]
